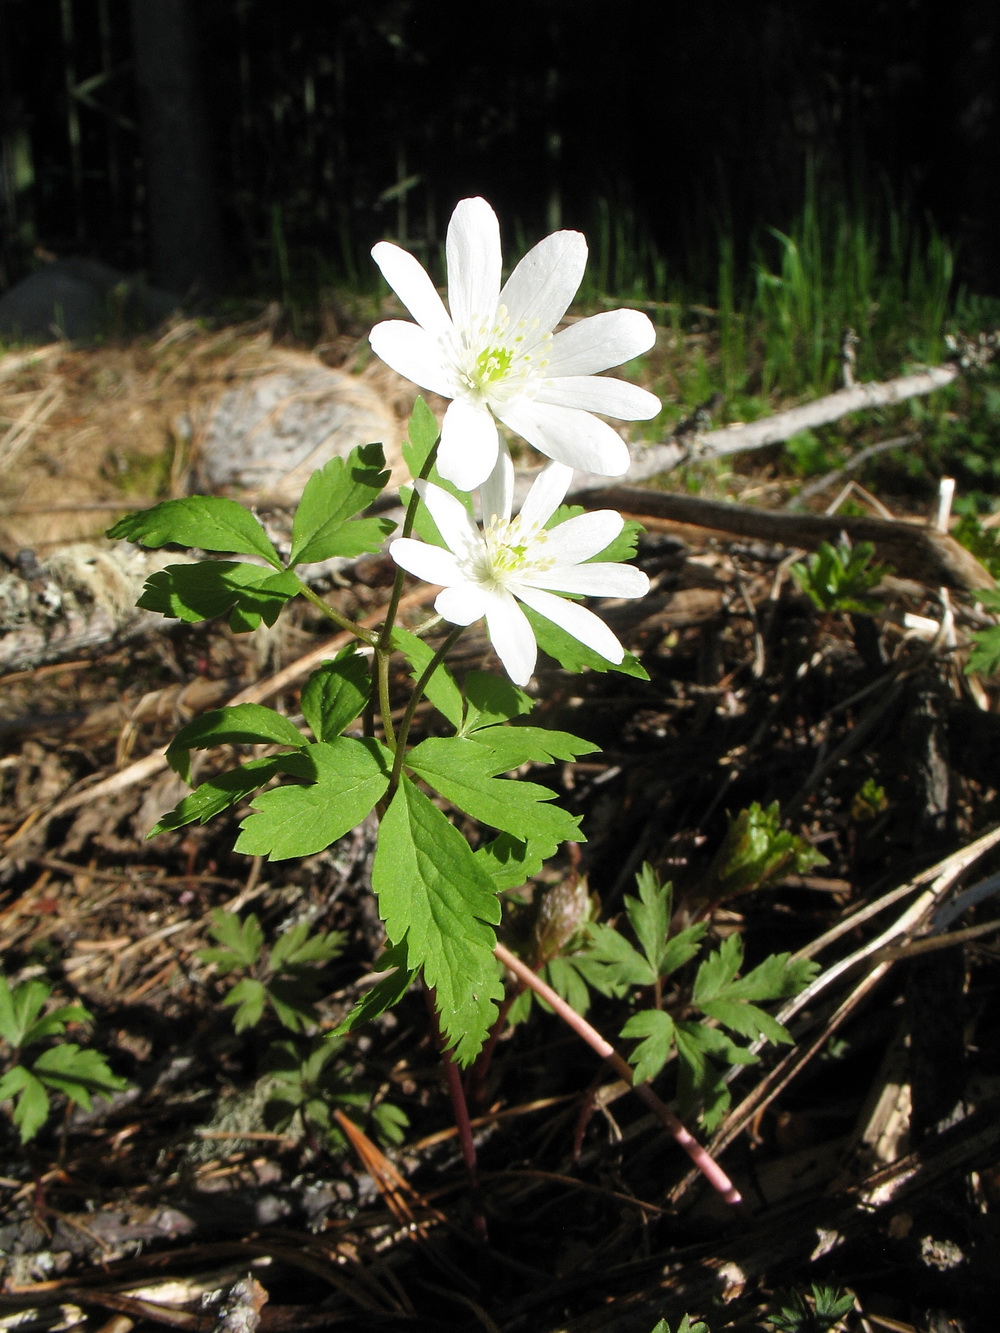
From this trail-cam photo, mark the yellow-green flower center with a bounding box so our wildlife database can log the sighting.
[476,517,555,588]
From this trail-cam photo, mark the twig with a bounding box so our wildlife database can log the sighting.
[493,941,743,1207]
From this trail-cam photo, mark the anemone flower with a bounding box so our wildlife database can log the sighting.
[370,197,660,491]
[389,455,649,685]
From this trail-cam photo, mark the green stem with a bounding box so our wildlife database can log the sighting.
[367,435,441,749]
[297,582,377,646]
[388,625,464,795]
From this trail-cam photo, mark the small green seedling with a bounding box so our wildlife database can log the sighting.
[0,976,127,1142]
[264,1036,408,1148]
[198,910,345,1033]
[705,800,828,898]
[650,1316,710,1333]
[790,539,887,614]
[570,864,818,1129]
[770,1283,854,1332]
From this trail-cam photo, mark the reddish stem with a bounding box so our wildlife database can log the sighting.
[493,941,743,1207]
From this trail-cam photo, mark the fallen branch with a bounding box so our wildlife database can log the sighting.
[583,485,995,591]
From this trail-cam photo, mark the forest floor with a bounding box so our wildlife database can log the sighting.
[1,314,999,1333]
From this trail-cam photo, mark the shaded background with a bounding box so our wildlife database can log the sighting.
[1,0,999,300]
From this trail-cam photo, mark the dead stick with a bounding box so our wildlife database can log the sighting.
[493,941,743,1207]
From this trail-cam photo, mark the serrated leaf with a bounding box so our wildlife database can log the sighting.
[0,977,50,1047]
[406,736,583,843]
[21,1004,91,1048]
[584,922,656,988]
[223,978,268,1031]
[719,949,818,1003]
[466,723,599,770]
[300,650,370,742]
[166,703,306,782]
[391,627,464,729]
[460,671,533,732]
[967,624,1000,677]
[235,737,391,860]
[621,1008,675,1084]
[270,922,345,971]
[0,1066,50,1142]
[108,496,282,568]
[400,397,441,480]
[658,924,709,978]
[201,909,265,969]
[32,1044,127,1105]
[699,997,791,1045]
[150,756,290,835]
[266,979,322,1032]
[372,778,503,1062]
[332,942,416,1039]
[523,605,648,678]
[692,933,744,1005]
[137,562,301,630]
[625,865,671,975]
[473,831,558,890]
[289,444,395,566]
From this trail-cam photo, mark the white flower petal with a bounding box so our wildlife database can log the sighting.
[436,583,489,625]
[414,481,483,566]
[521,561,650,598]
[483,588,537,686]
[496,399,631,475]
[547,308,656,376]
[498,229,587,336]
[438,398,500,490]
[389,537,465,587]
[368,321,456,397]
[480,444,515,526]
[518,461,575,534]
[515,585,626,664]
[535,375,661,420]
[446,197,502,333]
[371,242,451,338]
[542,509,623,564]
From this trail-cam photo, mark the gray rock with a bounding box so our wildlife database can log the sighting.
[0,258,178,342]
[197,356,402,500]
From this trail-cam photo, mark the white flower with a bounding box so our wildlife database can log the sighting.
[370,197,661,491]
[389,456,649,686]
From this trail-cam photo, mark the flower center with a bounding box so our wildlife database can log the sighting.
[451,305,550,405]
[475,516,555,588]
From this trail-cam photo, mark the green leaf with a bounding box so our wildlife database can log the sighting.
[407,736,584,843]
[400,397,441,480]
[967,623,1000,677]
[108,496,283,569]
[473,831,559,890]
[584,922,655,988]
[137,562,301,630]
[332,942,416,1038]
[391,627,464,729]
[523,605,648,678]
[166,703,307,782]
[0,1065,50,1141]
[372,778,503,1062]
[625,864,671,975]
[699,998,791,1045]
[621,1008,676,1084]
[289,444,395,566]
[270,922,345,971]
[460,671,533,732]
[466,723,599,770]
[300,650,370,741]
[149,756,290,835]
[235,737,392,860]
[223,978,268,1031]
[0,977,51,1047]
[21,1004,91,1048]
[31,1044,127,1106]
[201,909,265,969]
[692,933,744,1005]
